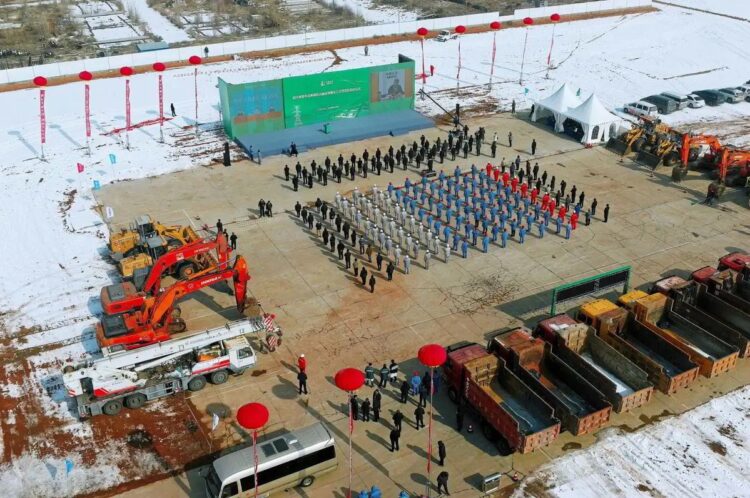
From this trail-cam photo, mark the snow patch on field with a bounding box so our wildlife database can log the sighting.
[125,0,192,43]
[513,386,750,497]
[318,0,419,24]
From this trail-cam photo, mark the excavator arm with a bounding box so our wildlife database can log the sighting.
[680,133,723,167]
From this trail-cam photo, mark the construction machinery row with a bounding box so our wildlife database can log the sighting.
[61,216,281,417]
[606,117,750,203]
[444,251,750,454]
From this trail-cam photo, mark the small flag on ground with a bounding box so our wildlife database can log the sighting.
[65,459,74,475]
[77,163,84,173]
[211,412,220,431]
[109,153,117,164]
[105,206,115,219]
[263,313,276,331]
[93,180,101,190]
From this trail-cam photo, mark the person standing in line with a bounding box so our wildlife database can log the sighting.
[350,394,360,421]
[389,428,401,452]
[353,258,359,277]
[415,404,425,429]
[591,198,598,217]
[365,362,376,387]
[361,397,371,422]
[400,379,410,403]
[511,99,516,114]
[297,368,308,395]
[369,272,376,293]
[386,261,395,281]
[404,254,411,274]
[389,360,399,384]
[229,232,237,250]
[344,249,351,269]
[438,440,446,466]
[437,471,450,496]
[508,131,513,147]
[376,252,384,271]
[531,138,537,155]
[298,354,307,373]
[379,364,389,388]
[372,388,381,421]
[604,203,610,222]
[393,409,404,431]
[424,249,431,270]
[360,267,368,286]
[170,103,176,117]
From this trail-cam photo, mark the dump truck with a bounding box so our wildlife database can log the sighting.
[633,293,739,378]
[653,277,750,358]
[489,328,611,436]
[443,342,560,454]
[578,300,699,395]
[692,266,750,311]
[535,314,654,413]
[63,318,264,417]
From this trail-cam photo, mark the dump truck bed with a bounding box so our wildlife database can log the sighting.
[635,295,738,378]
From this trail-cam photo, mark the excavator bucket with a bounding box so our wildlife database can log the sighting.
[606,137,629,155]
[636,150,662,167]
[233,256,251,313]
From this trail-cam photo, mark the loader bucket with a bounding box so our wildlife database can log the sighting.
[637,150,662,167]
[606,138,629,155]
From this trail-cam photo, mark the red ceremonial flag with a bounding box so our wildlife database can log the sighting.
[77,163,84,173]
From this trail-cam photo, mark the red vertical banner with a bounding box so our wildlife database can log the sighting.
[125,79,131,131]
[84,84,91,138]
[39,89,46,145]
[158,74,164,125]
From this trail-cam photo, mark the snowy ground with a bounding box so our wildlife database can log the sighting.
[664,0,750,20]
[319,0,419,24]
[125,0,192,43]
[513,386,750,497]
[0,4,748,496]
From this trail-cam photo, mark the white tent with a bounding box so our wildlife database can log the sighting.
[564,94,624,144]
[531,83,582,132]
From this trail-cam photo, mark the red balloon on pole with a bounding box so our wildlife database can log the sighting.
[550,13,561,22]
[78,71,92,81]
[189,55,202,65]
[418,344,447,368]
[237,402,270,430]
[490,21,501,30]
[153,62,166,72]
[335,368,365,392]
[119,66,133,77]
[416,27,428,37]
[33,76,47,86]
[523,17,534,25]
[455,25,466,34]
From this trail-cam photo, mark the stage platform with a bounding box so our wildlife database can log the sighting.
[235,110,434,157]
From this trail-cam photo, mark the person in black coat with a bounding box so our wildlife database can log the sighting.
[350,395,359,421]
[400,379,410,403]
[297,369,308,394]
[361,398,371,422]
[438,440,446,466]
[372,389,382,421]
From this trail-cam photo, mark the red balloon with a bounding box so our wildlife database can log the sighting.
[416,27,428,37]
[523,17,534,26]
[120,66,134,77]
[418,344,447,368]
[455,25,466,34]
[152,62,166,72]
[550,13,561,22]
[78,71,93,81]
[335,368,365,392]
[237,402,269,430]
[189,55,202,65]
[490,21,502,30]
[33,76,47,86]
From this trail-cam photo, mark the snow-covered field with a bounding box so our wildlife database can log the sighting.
[0,4,748,496]
[319,0,419,24]
[665,0,750,20]
[514,386,750,497]
[125,0,192,43]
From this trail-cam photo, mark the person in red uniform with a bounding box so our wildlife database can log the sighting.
[502,171,510,187]
[558,205,567,220]
[542,192,550,210]
[511,176,519,193]
[298,354,307,373]
[492,167,500,182]
[520,182,528,198]
[531,188,538,204]
[549,198,557,214]
[486,163,493,176]
[570,212,579,229]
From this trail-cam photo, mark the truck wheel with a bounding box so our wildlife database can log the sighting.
[178,263,197,279]
[447,387,458,404]
[210,370,229,385]
[495,435,513,456]
[124,393,147,409]
[102,399,123,416]
[188,376,207,391]
[169,317,187,333]
[300,476,315,487]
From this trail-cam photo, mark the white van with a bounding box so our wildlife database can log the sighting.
[205,422,338,497]
[436,30,457,42]
[660,92,690,110]
[625,101,658,118]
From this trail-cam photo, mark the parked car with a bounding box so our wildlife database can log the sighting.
[436,30,457,42]
[718,88,743,103]
[624,101,659,118]
[685,93,705,108]
[692,90,727,106]
[660,92,690,110]
[642,95,678,114]
[736,84,750,98]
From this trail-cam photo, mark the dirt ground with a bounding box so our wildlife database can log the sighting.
[78,111,750,497]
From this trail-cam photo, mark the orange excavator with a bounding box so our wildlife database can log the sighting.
[705,147,750,202]
[96,255,250,353]
[101,233,231,315]
[679,133,723,168]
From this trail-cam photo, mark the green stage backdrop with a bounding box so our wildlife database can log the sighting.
[220,57,415,139]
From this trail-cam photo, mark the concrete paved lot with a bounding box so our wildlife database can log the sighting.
[100,113,750,497]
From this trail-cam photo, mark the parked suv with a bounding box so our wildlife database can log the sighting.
[692,90,727,106]
[642,95,678,114]
[660,92,691,110]
[624,101,658,118]
[718,88,743,103]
